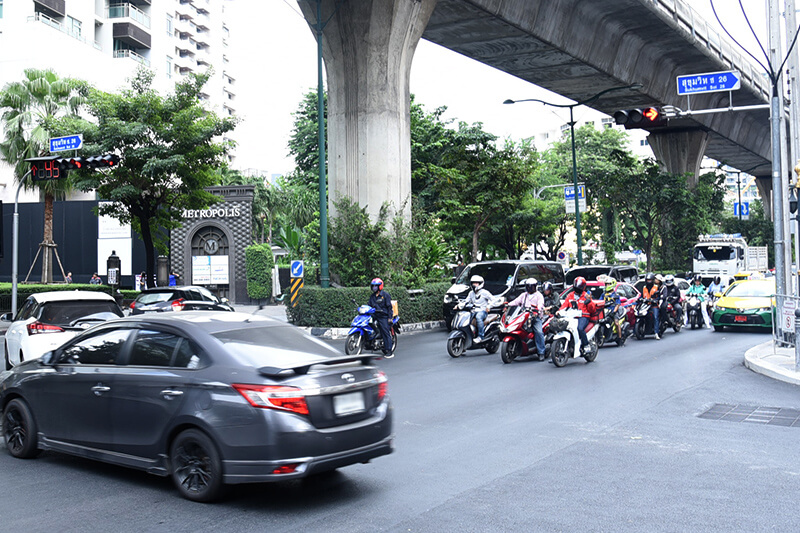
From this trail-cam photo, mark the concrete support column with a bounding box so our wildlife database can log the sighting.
[647,129,710,186]
[298,0,437,221]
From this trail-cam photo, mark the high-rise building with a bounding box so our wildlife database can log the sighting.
[0,0,237,203]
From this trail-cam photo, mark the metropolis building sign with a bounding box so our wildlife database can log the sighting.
[171,186,254,303]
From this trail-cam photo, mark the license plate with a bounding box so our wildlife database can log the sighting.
[734,315,748,323]
[333,391,365,416]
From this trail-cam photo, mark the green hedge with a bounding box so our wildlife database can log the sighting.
[245,243,275,300]
[286,282,451,327]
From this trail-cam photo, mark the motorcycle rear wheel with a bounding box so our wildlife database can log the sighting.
[583,339,598,363]
[447,336,466,358]
[673,319,682,333]
[344,333,363,355]
[634,320,645,340]
[596,327,606,349]
[500,338,521,364]
[550,338,569,368]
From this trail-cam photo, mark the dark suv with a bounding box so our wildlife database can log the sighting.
[442,260,565,326]
[130,286,235,315]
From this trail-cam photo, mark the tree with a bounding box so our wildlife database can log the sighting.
[68,68,237,288]
[0,68,88,283]
[286,90,326,189]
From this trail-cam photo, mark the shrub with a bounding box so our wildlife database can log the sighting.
[245,243,275,300]
[286,281,451,327]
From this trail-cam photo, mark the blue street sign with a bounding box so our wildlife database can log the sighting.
[290,260,304,278]
[564,185,585,200]
[633,250,642,255]
[734,202,750,217]
[49,134,83,152]
[677,70,741,96]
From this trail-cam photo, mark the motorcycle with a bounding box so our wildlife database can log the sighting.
[686,295,705,329]
[344,301,400,356]
[634,298,682,340]
[596,305,630,348]
[447,299,503,358]
[548,307,599,367]
[498,306,553,363]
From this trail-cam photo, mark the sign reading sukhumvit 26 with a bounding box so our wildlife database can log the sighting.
[182,207,241,218]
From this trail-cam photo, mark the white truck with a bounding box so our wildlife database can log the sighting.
[692,234,768,283]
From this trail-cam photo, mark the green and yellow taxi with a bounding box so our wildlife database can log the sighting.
[710,279,775,331]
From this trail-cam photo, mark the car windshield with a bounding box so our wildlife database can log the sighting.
[137,292,177,304]
[724,281,775,298]
[39,301,123,326]
[694,245,736,261]
[456,264,517,286]
[212,325,342,366]
[565,267,610,285]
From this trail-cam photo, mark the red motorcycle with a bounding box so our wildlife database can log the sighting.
[499,306,552,363]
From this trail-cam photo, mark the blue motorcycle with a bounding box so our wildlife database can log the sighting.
[344,302,400,356]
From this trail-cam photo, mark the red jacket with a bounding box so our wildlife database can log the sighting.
[562,290,597,320]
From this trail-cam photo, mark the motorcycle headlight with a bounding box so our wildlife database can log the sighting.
[444,294,457,304]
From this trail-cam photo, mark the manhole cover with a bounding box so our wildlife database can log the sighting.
[698,404,800,427]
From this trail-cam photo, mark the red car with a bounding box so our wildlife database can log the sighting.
[559,281,640,327]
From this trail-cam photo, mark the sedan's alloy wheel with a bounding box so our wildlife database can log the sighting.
[170,429,224,502]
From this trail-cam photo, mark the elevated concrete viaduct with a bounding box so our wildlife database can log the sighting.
[299,0,776,219]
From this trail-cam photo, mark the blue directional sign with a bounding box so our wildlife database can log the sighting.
[677,70,741,96]
[564,185,585,200]
[49,134,83,152]
[734,202,750,217]
[290,260,304,279]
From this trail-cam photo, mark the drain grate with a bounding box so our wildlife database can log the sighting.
[698,404,800,427]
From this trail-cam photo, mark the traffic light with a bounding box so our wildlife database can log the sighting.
[85,154,120,168]
[613,107,668,129]
[26,156,63,181]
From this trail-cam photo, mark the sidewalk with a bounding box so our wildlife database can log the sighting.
[744,341,800,386]
[237,303,445,339]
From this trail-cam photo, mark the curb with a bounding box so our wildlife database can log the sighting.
[300,320,446,340]
[743,341,800,386]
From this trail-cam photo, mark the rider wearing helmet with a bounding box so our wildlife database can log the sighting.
[602,276,623,337]
[507,278,545,356]
[686,274,709,328]
[368,277,394,357]
[642,272,661,339]
[542,281,561,315]
[562,276,597,354]
[707,275,725,297]
[660,274,683,328]
[465,274,494,343]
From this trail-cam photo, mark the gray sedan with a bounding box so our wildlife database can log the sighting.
[0,312,393,502]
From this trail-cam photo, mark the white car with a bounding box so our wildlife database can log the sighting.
[2,291,124,370]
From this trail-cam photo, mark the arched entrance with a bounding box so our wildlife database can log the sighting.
[189,224,233,300]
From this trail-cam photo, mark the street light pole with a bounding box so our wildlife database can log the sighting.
[504,83,642,266]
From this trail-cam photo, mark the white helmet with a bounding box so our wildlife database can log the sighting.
[524,277,538,293]
[470,275,485,292]
[664,274,675,286]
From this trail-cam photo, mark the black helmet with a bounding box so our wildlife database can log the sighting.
[645,272,655,284]
[714,276,721,284]
[542,281,553,295]
[693,274,702,284]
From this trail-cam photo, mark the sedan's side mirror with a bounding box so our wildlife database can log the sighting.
[39,351,55,366]
[620,297,628,304]
[714,292,722,298]
[0,312,12,322]
[221,297,230,304]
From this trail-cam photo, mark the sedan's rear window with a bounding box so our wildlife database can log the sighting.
[136,292,177,304]
[39,301,123,326]
[212,325,341,366]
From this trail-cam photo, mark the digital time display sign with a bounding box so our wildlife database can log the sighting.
[30,158,64,181]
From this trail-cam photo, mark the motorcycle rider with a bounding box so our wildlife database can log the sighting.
[641,272,661,340]
[542,281,561,315]
[464,274,494,343]
[686,274,709,328]
[368,277,394,357]
[506,278,545,357]
[660,274,683,328]
[562,276,596,354]
[706,275,725,317]
[602,276,624,337]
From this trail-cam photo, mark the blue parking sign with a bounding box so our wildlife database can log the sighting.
[290,260,304,278]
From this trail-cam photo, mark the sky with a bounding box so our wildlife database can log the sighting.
[225,0,773,176]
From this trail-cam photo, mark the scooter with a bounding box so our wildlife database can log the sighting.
[596,305,630,348]
[633,298,664,339]
[447,299,503,358]
[686,295,705,329]
[498,306,552,363]
[548,307,599,367]
[344,301,400,356]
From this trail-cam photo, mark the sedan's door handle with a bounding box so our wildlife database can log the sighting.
[160,389,184,400]
[91,384,111,396]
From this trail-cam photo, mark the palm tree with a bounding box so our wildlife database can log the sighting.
[0,69,88,283]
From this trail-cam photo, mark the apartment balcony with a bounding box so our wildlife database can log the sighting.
[108,3,151,29]
[28,11,87,44]
[174,54,195,72]
[113,22,151,48]
[174,17,194,37]
[34,0,65,18]
[175,38,195,56]
[113,48,150,67]
[175,3,193,20]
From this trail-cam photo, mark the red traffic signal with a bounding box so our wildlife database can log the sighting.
[613,107,667,129]
[85,154,120,168]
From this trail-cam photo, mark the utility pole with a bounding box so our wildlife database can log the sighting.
[769,0,787,300]
[786,0,800,293]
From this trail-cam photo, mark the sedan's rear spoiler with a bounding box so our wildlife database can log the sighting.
[258,354,378,377]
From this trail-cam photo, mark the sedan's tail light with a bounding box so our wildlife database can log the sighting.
[171,298,185,311]
[233,384,309,415]
[376,371,388,402]
[129,302,136,310]
[27,321,65,335]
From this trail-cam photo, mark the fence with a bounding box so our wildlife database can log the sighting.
[772,294,800,348]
